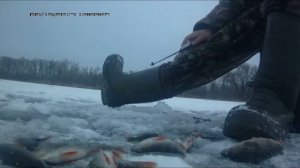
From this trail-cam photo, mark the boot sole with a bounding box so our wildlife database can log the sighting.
[223,106,288,141]
[101,54,124,107]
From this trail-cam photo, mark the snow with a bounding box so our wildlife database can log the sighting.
[0,79,299,168]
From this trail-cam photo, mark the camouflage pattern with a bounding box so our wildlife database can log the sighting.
[193,0,261,32]
[194,0,300,32]
[159,3,265,96]
[159,0,300,96]
[285,0,300,16]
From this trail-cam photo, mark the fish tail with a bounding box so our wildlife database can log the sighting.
[182,132,203,151]
[181,136,194,151]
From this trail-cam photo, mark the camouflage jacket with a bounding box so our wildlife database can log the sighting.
[194,0,300,32]
[193,0,262,32]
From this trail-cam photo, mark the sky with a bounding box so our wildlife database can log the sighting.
[0,0,259,71]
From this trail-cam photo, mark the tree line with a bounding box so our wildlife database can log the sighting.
[0,56,257,101]
[0,56,102,89]
[181,64,258,101]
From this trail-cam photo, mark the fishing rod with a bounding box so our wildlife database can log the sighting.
[150,41,193,66]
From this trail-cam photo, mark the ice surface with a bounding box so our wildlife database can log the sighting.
[0,79,299,168]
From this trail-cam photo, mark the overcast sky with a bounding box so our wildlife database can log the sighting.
[0,0,259,71]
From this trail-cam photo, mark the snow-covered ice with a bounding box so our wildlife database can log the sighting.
[0,79,299,168]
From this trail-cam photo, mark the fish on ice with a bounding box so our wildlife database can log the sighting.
[0,144,47,168]
[34,144,100,165]
[221,137,283,164]
[131,133,200,156]
[89,149,157,168]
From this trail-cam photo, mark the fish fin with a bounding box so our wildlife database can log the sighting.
[36,135,52,142]
[134,161,157,168]
[104,153,111,164]
[126,133,160,142]
[112,150,123,161]
[119,160,157,168]
[153,136,167,141]
[62,151,78,157]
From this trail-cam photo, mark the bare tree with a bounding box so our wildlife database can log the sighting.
[0,56,103,89]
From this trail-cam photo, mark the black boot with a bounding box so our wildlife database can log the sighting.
[292,94,300,133]
[101,54,171,107]
[100,5,266,108]
[223,13,300,141]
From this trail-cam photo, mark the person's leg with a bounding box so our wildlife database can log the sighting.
[101,5,264,107]
[223,8,300,141]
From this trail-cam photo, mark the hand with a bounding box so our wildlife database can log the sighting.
[181,29,213,47]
